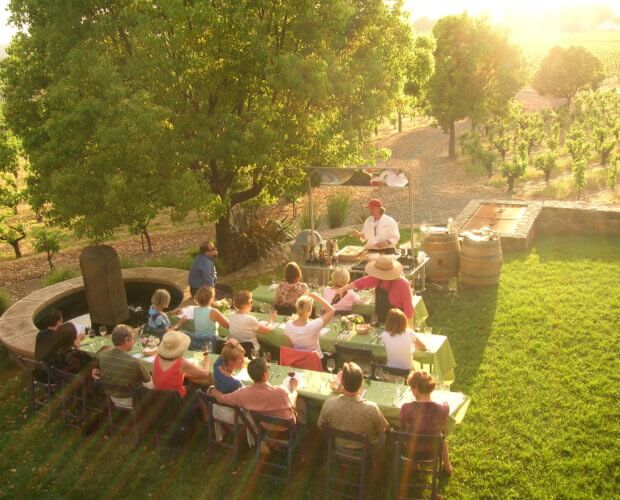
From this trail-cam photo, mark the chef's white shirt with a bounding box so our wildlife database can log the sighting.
[361,214,400,249]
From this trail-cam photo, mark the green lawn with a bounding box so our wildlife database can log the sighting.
[0,234,618,498]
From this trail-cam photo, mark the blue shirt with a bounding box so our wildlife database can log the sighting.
[148,305,170,336]
[188,254,216,288]
[213,357,243,394]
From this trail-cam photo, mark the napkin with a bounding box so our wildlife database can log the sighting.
[258,320,281,329]
[132,352,144,359]
[319,327,330,336]
[268,283,278,290]
[281,372,303,390]
[182,306,195,320]
[143,355,156,363]
[233,367,250,382]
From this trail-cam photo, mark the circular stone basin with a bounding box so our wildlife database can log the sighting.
[0,267,189,359]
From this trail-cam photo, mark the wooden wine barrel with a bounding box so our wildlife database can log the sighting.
[421,230,460,284]
[460,236,503,287]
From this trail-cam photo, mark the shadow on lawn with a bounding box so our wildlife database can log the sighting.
[424,285,499,394]
[532,233,620,263]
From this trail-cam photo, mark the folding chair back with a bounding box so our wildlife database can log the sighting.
[51,368,90,428]
[390,430,443,500]
[18,357,59,416]
[250,411,299,483]
[334,344,374,374]
[370,362,410,384]
[95,380,141,445]
[279,346,323,371]
[323,425,372,500]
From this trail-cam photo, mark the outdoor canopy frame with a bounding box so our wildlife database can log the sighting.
[305,166,415,253]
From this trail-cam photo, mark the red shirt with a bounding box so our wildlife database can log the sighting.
[153,356,186,398]
[353,275,414,319]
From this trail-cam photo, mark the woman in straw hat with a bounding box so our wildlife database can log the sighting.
[336,255,414,324]
[153,330,212,398]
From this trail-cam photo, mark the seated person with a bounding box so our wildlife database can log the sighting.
[54,322,95,374]
[228,290,276,356]
[380,309,426,370]
[34,309,64,380]
[188,285,229,351]
[210,357,298,423]
[153,330,212,398]
[213,340,245,394]
[318,362,389,456]
[400,370,453,475]
[322,268,361,313]
[274,262,309,315]
[98,324,152,408]
[148,288,187,337]
[284,293,335,359]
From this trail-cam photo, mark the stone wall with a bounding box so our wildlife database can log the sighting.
[536,200,620,236]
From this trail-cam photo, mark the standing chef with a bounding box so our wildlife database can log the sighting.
[351,199,400,253]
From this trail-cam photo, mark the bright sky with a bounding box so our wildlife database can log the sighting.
[0,0,618,45]
[403,0,619,22]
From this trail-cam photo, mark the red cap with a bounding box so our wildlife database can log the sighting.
[368,199,383,209]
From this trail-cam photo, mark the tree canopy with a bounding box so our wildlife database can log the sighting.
[533,46,605,108]
[428,13,525,158]
[2,0,413,267]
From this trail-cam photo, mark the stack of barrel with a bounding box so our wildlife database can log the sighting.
[420,225,503,287]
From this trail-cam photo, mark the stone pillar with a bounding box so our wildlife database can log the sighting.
[79,245,129,327]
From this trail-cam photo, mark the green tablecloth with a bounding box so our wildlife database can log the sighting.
[251,285,429,327]
[79,336,468,432]
[179,310,455,384]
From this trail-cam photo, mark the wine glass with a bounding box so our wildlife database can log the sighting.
[370,312,379,328]
[88,328,96,339]
[326,359,336,380]
[204,339,213,357]
[99,325,107,337]
[375,366,385,381]
[393,386,403,406]
[250,347,259,360]
[263,351,272,363]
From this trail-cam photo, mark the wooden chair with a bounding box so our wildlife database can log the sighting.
[17,357,59,416]
[95,381,141,445]
[250,411,300,484]
[335,344,374,375]
[370,362,410,384]
[199,391,255,461]
[390,430,443,500]
[133,386,194,449]
[323,425,372,500]
[51,368,91,428]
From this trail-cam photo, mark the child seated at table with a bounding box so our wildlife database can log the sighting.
[229,290,276,357]
[188,285,230,351]
[381,308,426,370]
[148,289,187,337]
[322,267,361,313]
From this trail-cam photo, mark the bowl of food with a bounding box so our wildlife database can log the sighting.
[142,346,158,357]
[355,323,371,334]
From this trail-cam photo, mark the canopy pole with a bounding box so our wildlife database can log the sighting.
[408,167,415,254]
[308,175,314,238]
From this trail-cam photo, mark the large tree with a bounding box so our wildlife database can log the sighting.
[2,0,411,268]
[533,46,605,109]
[428,13,525,158]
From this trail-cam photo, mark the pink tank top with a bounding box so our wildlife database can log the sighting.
[153,356,186,397]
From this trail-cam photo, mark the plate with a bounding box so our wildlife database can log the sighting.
[355,323,371,334]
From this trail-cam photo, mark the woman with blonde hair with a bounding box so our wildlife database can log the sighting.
[284,293,335,358]
[380,308,426,370]
[400,370,453,475]
[188,285,230,351]
[274,262,309,315]
[322,267,361,312]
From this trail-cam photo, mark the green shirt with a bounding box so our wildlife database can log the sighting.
[99,348,150,398]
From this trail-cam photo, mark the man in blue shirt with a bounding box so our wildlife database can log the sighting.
[188,241,232,299]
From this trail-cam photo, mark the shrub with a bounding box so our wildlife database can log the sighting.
[43,268,79,286]
[229,204,295,270]
[120,257,141,269]
[145,255,193,270]
[607,153,617,190]
[325,192,352,228]
[534,151,558,183]
[300,202,321,230]
[32,226,62,271]
[0,288,11,315]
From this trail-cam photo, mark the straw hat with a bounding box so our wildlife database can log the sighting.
[364,255,403,281]
[158,330,191,359]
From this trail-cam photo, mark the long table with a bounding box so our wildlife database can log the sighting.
[79,335,469,432]
[251,285,430,328]
[179,310,455,385]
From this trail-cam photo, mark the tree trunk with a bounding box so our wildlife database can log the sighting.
[448,121,456,159]
[47,251,55,271]
[501,150,506,162]
[397,111,402,133]
[577,186,581,201]
[141,227,153,254]
[9,240,21,258]
[215,213,235,270]
[507,176,515,193]
[545,170,551,183]
[566,95,572,110]
[374,125,378,136]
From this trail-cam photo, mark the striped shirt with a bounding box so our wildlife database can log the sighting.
[99,348,150,398]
